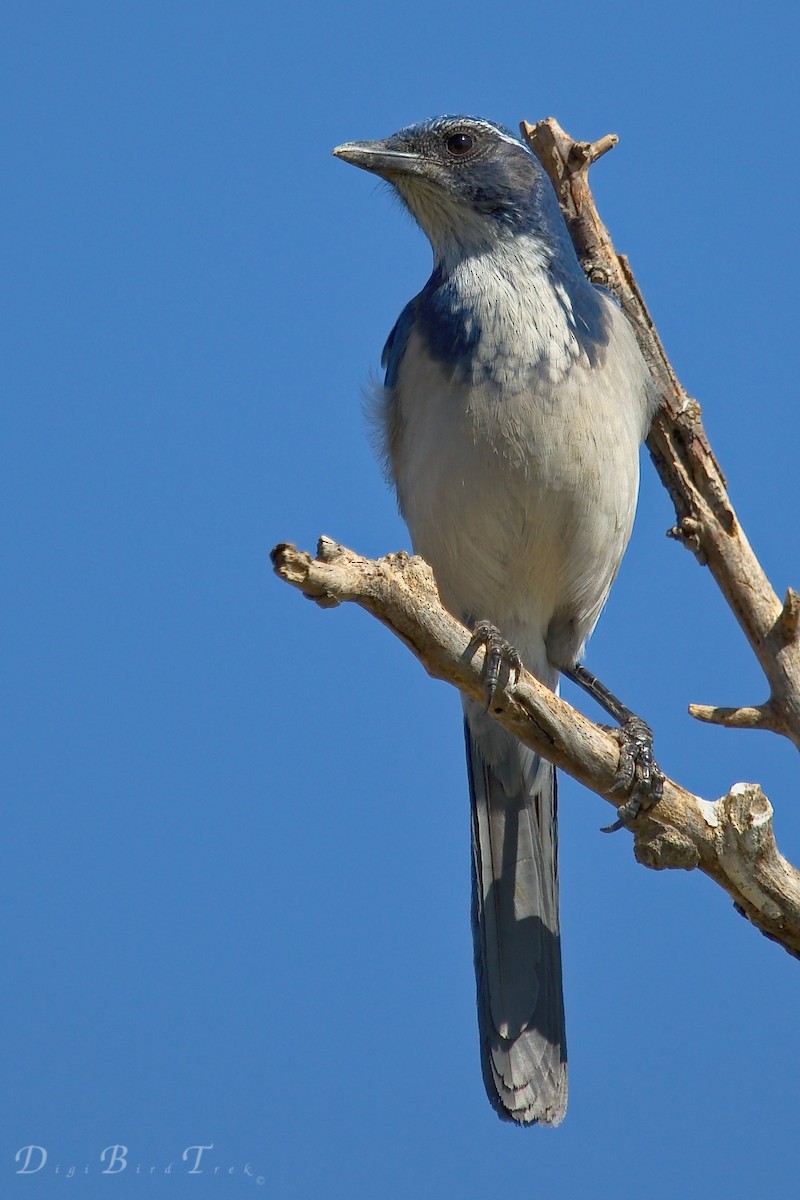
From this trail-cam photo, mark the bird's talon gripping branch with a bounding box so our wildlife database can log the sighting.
[564,665,663,833]
[600,716,665,833]
[467,620,523,710]
[601,798,642,835]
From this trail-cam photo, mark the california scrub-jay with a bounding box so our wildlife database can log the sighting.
[333,116,658,1126]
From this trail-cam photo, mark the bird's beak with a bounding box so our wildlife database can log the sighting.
[332,139,420,179]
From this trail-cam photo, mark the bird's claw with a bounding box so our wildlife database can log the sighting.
[601,715,664,833]
[468,620,522,710]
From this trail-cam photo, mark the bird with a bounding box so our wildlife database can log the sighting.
[332,115,659,1126]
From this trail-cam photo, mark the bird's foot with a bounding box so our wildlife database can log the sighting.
[601,714,665,833]
[467,620,522,711]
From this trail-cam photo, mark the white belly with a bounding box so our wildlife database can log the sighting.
[387,305,648,674]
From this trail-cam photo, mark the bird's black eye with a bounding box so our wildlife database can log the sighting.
[446,132,474,156]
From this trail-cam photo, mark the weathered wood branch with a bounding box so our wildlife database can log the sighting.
[520,118,800,747]
[272,537,800,957]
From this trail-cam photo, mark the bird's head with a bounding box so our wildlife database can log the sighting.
[332,115,568,265]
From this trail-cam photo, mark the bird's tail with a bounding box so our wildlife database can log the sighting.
[464,700,567,1125]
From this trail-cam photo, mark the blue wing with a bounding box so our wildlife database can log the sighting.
[381,298,417,389]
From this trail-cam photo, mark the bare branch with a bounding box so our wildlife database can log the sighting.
[520,118,800,751]
[781,587,800,640]
[272,538,800,958]
[687,702,778,732]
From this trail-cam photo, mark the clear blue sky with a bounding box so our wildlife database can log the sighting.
[4,2,800,1196]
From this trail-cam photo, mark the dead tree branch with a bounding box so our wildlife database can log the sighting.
[521,118,800,745]
[272,538,800,957]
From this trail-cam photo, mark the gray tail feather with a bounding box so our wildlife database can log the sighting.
[465,711,567,1126]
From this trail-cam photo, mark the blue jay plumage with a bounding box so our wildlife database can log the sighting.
[333,116,657,1125]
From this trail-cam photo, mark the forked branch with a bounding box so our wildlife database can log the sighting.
[521,118,800,745]
[272,538,800,957]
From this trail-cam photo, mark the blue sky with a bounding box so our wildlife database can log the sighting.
[4,1,800,1196]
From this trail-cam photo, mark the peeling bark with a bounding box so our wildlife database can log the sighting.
[272,540,800,958]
